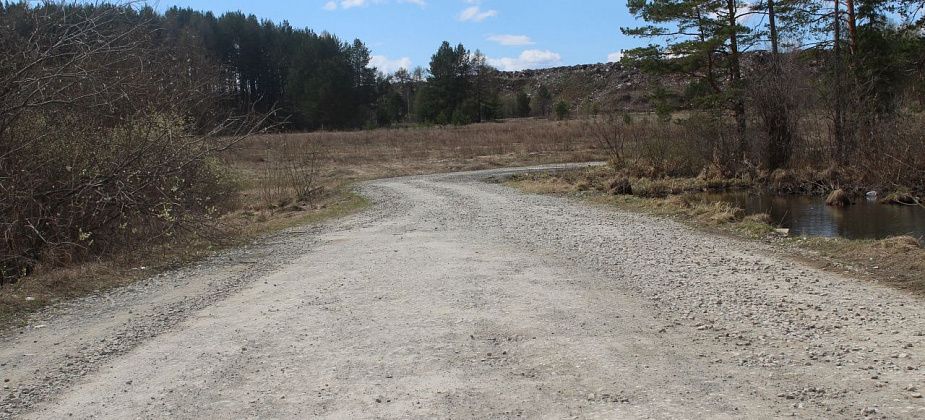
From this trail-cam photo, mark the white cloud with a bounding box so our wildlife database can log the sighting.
[489,49,562,71]
[323,0,425,11]
[369,55,412,74]
[458,6,497,22]
[607,51,624,62]
[487,34,534,46]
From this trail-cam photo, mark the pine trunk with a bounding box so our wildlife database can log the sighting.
[727,0,747,158]
[833,0,847,164]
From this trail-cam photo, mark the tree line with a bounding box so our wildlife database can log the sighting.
[622,0,924,171]
[376,41,579,125]
[0,2,545,130]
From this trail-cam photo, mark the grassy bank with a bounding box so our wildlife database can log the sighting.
[506,166,925,295]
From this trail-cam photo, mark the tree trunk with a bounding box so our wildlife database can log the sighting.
[846,0,858,54]
[833,0,847,164]
[768,0,779,56]
[764,0,793,169]
[727,0,748,158]
[476,69,483,123]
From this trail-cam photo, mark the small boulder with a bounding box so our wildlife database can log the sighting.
[825,189,851,207]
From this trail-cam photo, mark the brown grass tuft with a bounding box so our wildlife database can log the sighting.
[877,236,922,251]
[879,192,921,206]
[825,189,852,207]
[745,213,773,224]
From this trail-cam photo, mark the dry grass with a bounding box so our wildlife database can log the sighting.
[224,119,603,195]
[508,165,751,198]
[795,236,925,294]
[507,170,764,235]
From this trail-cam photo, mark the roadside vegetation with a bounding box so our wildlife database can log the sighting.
[506,166,925,294]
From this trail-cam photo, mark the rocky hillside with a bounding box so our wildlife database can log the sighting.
[497,62,684,115]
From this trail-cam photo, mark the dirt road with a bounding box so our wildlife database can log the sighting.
[2,164,923,419]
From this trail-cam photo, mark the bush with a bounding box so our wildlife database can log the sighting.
[554,101,571,120]
[0,4,259,283]
[608,177,633,195]
[1,113,240,281]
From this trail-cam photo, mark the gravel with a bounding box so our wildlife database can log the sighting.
[1,163,923,419]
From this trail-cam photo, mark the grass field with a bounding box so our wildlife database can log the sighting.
[223,118,603,205]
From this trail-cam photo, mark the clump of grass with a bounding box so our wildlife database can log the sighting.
[506,174,580,195]
[691,201,746,224]
[877,235,922,251]
[507,171,773,237]
[825,189,852,207]
[739,213,779,238]
[879,192,921,206]
[664,194,693,209]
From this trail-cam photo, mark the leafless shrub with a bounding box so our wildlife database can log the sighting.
[747,55,812,169]
[589,116,631,166]
[587,113,741,178]
[854,113,925,189]
[0,3,264,283]
[258,140,326,207]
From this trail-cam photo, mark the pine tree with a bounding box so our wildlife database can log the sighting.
[421,41,471,123]
[515,90,532,118]
[622,0,756,158]
[533,85,552,117]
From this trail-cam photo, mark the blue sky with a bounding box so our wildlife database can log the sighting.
[156,0,643,73]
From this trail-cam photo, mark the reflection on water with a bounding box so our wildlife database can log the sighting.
[696,191,925,240]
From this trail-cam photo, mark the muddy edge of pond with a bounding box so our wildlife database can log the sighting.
[692,190,925,241]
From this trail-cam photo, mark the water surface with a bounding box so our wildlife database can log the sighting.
[696,191,925,240]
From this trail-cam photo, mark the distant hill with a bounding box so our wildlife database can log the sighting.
[497,62,685,115]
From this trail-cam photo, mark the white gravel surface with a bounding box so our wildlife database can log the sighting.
[1,163,923,419]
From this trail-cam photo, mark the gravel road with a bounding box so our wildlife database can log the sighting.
[2,164,923,419]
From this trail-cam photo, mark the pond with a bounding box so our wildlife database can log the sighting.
[695,191,925,240]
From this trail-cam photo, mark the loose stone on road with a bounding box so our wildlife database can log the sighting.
[2,164,923,419]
